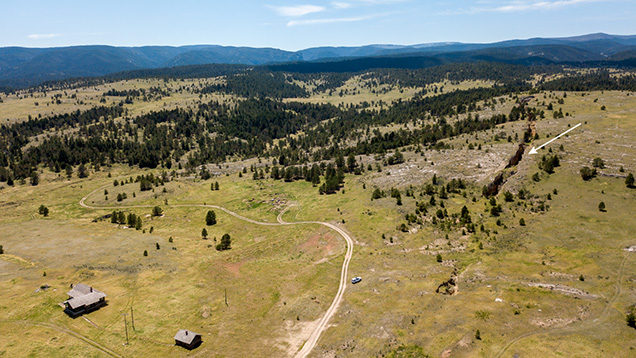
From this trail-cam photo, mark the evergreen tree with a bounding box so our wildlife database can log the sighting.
[206,210,217,225]
[503,191,514,202]
[77,163,89,178]
[626,173,635,188]
[216,233,232,251]
[127,213,137,227]
[627,312,636,329]
[580,166,596,181]
[30,171,39,186]
[202,228,208,238]
[152,206,163,216]
[592,157,605,169]
[38,205,49,217]
[346,153,357,173]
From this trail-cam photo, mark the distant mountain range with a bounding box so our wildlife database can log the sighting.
[1,33,636,88]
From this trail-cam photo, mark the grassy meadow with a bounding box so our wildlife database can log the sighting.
[1,80,635,357]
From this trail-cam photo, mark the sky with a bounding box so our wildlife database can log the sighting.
[1,0,635,50]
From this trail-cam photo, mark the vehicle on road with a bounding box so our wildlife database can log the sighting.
[351,277,362,284]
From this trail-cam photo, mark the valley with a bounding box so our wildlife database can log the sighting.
[0,64,635,358]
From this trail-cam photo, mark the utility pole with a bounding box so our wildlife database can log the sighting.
[131,306,135,331]
[225,288,228,307]
[122,313,129,345]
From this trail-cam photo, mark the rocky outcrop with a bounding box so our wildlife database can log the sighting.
[436,269,458,295]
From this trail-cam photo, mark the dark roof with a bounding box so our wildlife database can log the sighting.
[64,283,106,309]
[174,329,200,345]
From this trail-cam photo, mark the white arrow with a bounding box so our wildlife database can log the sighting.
[529,123,582,155]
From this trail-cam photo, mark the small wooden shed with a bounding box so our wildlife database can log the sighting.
[174,329,202,350]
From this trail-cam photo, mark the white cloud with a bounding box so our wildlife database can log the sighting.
[332,1,353,9]
[288,15,373,26]
[492,0,598,12]
[442,0,601,15]
[356,0,408,4]
[28,33,61,40]
[270,5,326,17]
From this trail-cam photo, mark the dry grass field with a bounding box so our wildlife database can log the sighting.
[0,77,233,125]
[1,81,636,357]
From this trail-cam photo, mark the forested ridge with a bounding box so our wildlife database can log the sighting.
[1,65,634,185]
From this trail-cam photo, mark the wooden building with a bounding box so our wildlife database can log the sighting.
[174,329,202,350]
[63,283,107,318]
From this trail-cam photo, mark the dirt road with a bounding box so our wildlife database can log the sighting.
[79,184,354,358]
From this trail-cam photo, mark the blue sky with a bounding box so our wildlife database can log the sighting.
[1,0,635,50]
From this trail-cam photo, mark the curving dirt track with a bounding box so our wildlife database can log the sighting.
[80,184,354,358]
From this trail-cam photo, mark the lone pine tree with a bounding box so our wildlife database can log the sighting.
[206,210,217,225]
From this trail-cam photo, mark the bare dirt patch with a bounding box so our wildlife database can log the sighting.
[221,262,244,277]
[526,282,598,299]
[298,231,338,262]
[276,318,322,357]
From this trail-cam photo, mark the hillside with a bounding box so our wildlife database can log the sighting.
[2,33,636,88]
[0,62,635,357]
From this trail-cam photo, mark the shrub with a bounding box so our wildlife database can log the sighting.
[519,218,526,226]
[38,205,49,217]
[539,155,560,174]
[436,254,442,263]
[598,202,606,212]
[216,233,232,251]
[371,188,385,200]
[384,344,428,358]
[580,167,597,181]
[143,250,148,257]
[592,157,605,169]
[387,150,404,165]
[626,173,635,188]
[152,206,163,216]
[503,191,514,202]
[627,312,636,329]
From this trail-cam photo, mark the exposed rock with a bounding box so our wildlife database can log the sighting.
[436,269,459,295]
